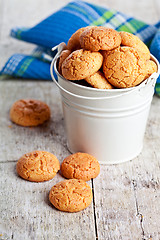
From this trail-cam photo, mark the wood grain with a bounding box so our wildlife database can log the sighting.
[93,165,142,240]
[93,96,160,240]
[0,0,160,239]
[0,81,70,163]
[0,162,95,240]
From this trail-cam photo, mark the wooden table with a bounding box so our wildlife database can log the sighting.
[0,0,160,239]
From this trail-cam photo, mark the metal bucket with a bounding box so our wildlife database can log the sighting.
[50,44,159,164]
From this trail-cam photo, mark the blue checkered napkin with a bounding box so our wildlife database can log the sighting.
[150,28,160,95]
[1,47,53,80]
[10,1,159,47]
[0,1,160,95]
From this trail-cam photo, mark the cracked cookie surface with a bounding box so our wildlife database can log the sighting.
[61,49,103,80]
[67,26,93,51]
[10,99,50,127]
[58,50,71,74]
[119,31,150,60]
[85,71,114,89]
[145,60,158,79]
[49,179,92,212]
[103,46,147,88]
[61,152,100,181]
[16,150,60,182]
[80,26,121,51]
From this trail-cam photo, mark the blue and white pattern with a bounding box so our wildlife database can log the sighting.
[0,1,160,95]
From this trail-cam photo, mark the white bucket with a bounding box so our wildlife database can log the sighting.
[50,45,159,164]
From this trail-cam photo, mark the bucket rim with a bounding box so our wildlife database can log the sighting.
[55,60,135,93]
[52,42,160,93]
[50,44,159,100]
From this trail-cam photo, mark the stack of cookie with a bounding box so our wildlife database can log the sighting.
[58,26,157,89]
[49,152,100,213]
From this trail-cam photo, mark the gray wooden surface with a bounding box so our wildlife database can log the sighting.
[0,0,160,240]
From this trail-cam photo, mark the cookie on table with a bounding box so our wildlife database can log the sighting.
[61,49,103,80]
[10,99,50,127]
[49,179,92,212]
[103,46,147,88]
[119,31,150,60]
[145,60,158,79]
[67,26,93,51]
[16,150,60,182]
[80,26,121,51]
[58,50,71,74]
[61,152,100,181]
[85,71,114,89]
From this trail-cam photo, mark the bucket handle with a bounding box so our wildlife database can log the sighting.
[50,45,159,100]
[51,42,66,60]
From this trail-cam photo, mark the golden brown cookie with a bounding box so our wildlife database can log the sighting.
[103,46,147,88]
[80,26,121,51]
[85,71,114,89]
[145,60,158,79]
[10,99,50,127]
[16,150,60,182]
[49,179,92,212]
[61,152,100,181]
[119,31,150,60]
[67,26,93,51]
[62,49,103,80]
[58,50,71,74]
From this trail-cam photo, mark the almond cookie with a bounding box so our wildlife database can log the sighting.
[16,150,60,182]
[10,99,50,127]
[119,31,150,60]
[85,71,114,89]
[61,152,100,181]
[58,50,71,74]
[67,26,93,51]
[49,179,92,212]
[103,46,147,88]
[80,26,121,51]
[61,49,103,80]
[145,60,158,79]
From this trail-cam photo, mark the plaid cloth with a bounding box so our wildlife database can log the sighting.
[1,0,160,95]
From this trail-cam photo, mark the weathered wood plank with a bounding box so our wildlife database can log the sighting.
[93,165,142,240]
[0,0,4,42]
[130,97,160,240]
[93,160,160,239]
[93,96,160,240]
[0,81,70,163]
[0,162,96,240]
[0,0,160,239]
[154,0,160,17]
